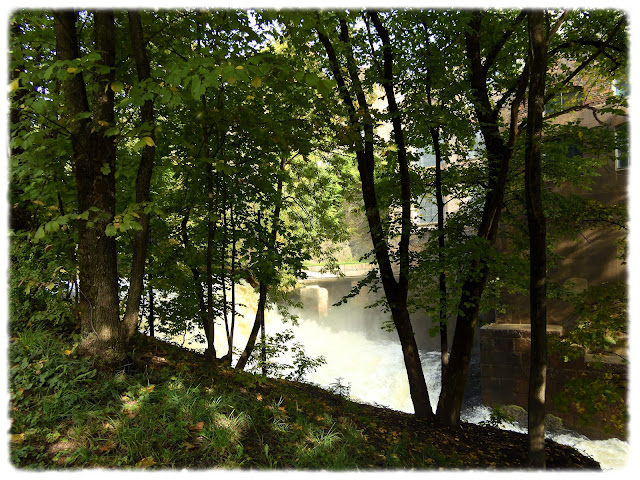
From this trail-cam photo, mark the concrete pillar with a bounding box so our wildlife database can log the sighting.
[299,285,329,319]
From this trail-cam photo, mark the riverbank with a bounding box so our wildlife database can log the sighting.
[9,325,601,470]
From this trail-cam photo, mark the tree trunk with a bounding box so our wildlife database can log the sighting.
[436,11,529,425]
[55,11,123,364]
[317,14,433,418]
[525,9,548,469]
[235,281,267,371]
[204,116,216,363]
[148,282,155,338]
[420,17,449,377]
[228,203,237,366]
[180,208,211,346]
[430,126,449,377]
[236,154,286,372]
[122,10,155,341]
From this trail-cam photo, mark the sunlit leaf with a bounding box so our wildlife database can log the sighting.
[110,81,124,93]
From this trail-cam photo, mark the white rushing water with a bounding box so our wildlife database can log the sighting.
[154,282,629,470]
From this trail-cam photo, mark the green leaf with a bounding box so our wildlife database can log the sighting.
[105,127,120,137]
[133,138,147,151]
[304,72,320,87]
[34,226,45,242]
[143,136,155,147]
[100,163,111,175]
[110,81,124,93]
[105,224,117,237]
[251,77,263,88]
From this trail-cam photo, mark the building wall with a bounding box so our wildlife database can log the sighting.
[483,78,628,440]
[479,323,627,440]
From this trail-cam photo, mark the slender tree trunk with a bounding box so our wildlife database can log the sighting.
[260,303,267,376]
[431,127,449,376]
[317,13,433,418]
[236,155,286,372]
[204,115,216,362]
[235,281,267,371]
[525,9,548,469]
[418,22,449,374]
[180,208,211,345]
[228,203,237,366]
[222,182,229,347]
[123,10,156,341]
[148,282,155,338]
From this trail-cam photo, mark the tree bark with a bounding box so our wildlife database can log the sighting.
[317,14,433,418]
[235,281,267,371]
[123,10,156,341]
[56,11,123,364]
[525,9,549,469]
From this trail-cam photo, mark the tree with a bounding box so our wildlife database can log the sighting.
[436,10,531,425]
[8,10,163,366]
[295,10,434,418]
[524,9,550,468]
[122,10,157,346]
[54,11,126,364]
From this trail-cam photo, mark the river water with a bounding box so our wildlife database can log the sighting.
[152,281,629,470]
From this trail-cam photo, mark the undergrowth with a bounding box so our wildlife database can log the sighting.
[8,326,453,469]
[9,324,600,470]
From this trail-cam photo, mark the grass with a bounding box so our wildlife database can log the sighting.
[9,324,601,470]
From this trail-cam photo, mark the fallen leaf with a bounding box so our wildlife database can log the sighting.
[136,456,156,468]
[10,433,25,444]
[189,421,205,432]
[98,441,117,453]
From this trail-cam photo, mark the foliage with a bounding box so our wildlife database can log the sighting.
[9,7,628,437]
[245,329,327,382]
[9,231,77,336]
[552,281,627,363]
[479,406,516,429]
[549,281,627,436]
